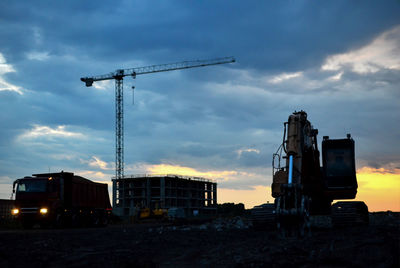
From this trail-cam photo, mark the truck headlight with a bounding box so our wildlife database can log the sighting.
[40,208,48,214]
[11,208,19,215]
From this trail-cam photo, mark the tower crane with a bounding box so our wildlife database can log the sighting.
[81,56,235,180]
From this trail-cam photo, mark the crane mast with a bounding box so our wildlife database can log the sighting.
[81,57,235,181]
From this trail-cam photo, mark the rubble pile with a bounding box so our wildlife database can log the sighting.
[211,216,251,231]
[148,216,252,233]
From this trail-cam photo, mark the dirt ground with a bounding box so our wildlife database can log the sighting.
[0,212,398,268]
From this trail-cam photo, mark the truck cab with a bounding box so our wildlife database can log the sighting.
[12,176,60,228]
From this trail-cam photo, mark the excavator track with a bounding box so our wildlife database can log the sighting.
[331,201,369,227]
[251,203,275,229]
[275,191,311,237]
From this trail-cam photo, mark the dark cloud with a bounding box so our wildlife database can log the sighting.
[0,1,399,197]
[2,1,400,69]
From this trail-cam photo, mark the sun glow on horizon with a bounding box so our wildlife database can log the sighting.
[145,163,238,181]
[218,186,273,209]
[355,167,400,212]
[142,163,400,211]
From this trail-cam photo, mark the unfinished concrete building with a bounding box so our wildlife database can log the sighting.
[112,174,217,216]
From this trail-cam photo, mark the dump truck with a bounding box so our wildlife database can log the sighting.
[11,171,112,228]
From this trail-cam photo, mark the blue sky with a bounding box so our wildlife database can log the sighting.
[1,1,399,208]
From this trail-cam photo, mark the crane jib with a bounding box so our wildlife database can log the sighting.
[80,56,235,86]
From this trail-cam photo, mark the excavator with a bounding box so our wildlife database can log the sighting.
[252,111,369,236]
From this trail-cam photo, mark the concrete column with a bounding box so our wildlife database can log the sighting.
[207,183,211,206]
[213,183,217,205]
[146,178,151,208]
[112,179,117,207]
[160,177,165,208]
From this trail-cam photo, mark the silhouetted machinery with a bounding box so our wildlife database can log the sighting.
[11,172,111,228]
[252,111,368,235]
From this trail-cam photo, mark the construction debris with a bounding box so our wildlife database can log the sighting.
[148,216,251,233]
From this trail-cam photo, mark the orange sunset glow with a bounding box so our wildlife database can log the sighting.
[145,163,400,211]
[354,167,400,212]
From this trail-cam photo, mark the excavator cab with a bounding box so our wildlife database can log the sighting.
[322,134,358,199]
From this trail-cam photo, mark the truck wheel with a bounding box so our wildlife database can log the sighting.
[100,214,108,227]
[71,213,80,228]
[54,213,64,228]
[92,214,100,227]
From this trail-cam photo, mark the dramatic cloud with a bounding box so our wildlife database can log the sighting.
[81,156,112,171]
[138,163,269,191]
[17,125,85,141]
[236,148,261,159]
[26,51,51,61]
[268,72,303,84]
[322,25,400,74]
[0,53,23,94]
[0,1,399,210]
